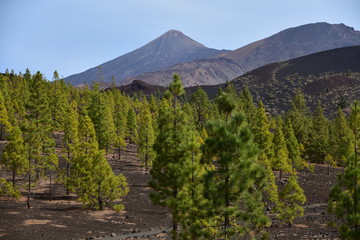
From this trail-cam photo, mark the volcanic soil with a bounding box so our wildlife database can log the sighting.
[0,143,342,240]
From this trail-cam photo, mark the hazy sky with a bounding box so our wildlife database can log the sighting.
[1,0,359,79]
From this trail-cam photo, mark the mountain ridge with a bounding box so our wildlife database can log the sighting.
[123,22,360,87]
[66,22,360,87]
[222,22,360,71]
[65,30,228,86]
[118,45,360,115]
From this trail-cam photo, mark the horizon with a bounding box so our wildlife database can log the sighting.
[1,0,359,79]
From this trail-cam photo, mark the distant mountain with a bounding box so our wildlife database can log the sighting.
[121,58,244,87]
[224,22,360,72]
[65,30,228,85]
[118,46,360,115]
[125,22,360,87]
[117,80,165,95]
[226,45,360,114]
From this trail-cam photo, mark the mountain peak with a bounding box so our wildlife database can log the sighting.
[151,29,206,49]
[164,29,184,36]
[65,30,227,85]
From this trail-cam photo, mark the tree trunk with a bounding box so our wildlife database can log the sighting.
[66,151,70,195]
[191,153,195,199]
[172,189,178,240]
[12,169,16,187]
[172,217,178,240]
[145,152,148,170]
[27,145,32,209]
[224,172,230,239]
[353,129,358,232]
[49,172,52,202]
[145,136,149,170]
[98,182,103,210]
[0,124,3,140]
[35,155,40,181]
[118,147,121,161]
[27,169,31,209]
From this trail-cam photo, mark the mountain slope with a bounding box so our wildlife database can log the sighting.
[118,46,360,115]
[124,22,360,87]
[121,58,244,87]
[228,45,360,114]
[65,30,228,85]
[223,22,360,72]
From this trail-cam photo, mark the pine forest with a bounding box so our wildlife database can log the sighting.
[0,70,359,240]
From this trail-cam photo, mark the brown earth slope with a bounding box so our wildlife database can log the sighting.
[0,141,343,240]
[118,46,360,116]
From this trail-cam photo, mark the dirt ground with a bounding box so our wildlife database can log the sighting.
[0,143,342,240]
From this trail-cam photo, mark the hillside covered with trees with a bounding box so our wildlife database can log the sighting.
[0,70,359,239]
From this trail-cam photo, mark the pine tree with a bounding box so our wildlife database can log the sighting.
[100,96,116,153]
[112,90,128,160]
[0,74,15,124]
[178,130,211,240]
[0,90,11,140]
[1,124,27,187]
[148,95,158,132]
[278,175,306,225]
[258,153,280,213]
[69,110,128,210]
[239,86,257,126]
[0,178,20,199]
[252,101,274,159]
[88,84,116,151]
[202,91,270,239]
[126,106,138,144]
[149,74,195,239]
[270,119,306,225]
[324,154,336,176]
[190,87,211,131]
[223,81,238,99]
[329,102,360,239]
[23,71,55,208]
[49,71,69,131]
[272,120,292,179]
[45,152,58,201]
[309,101,330,162]
[284,118,309,170]
[182,102,196,125]
[286,89,312,149]
[137,102,155,170]
[7,73,28,124]
[333,107,354,165]
[62,100,79,194]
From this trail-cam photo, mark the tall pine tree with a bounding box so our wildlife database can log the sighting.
[137,102,155,170]
[1,124,27,187]
[149,74,196,239]
[0,90,11,140]
[126,106,138,144]
[68,110,128,210]
[329,101,360,239]
[202,91,270,239]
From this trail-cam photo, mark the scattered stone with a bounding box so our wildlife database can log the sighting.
[111,233,116,237]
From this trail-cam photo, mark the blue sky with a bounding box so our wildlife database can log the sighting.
[1,0,359,80]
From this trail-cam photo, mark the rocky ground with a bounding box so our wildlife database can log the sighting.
[0,143,342,240]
